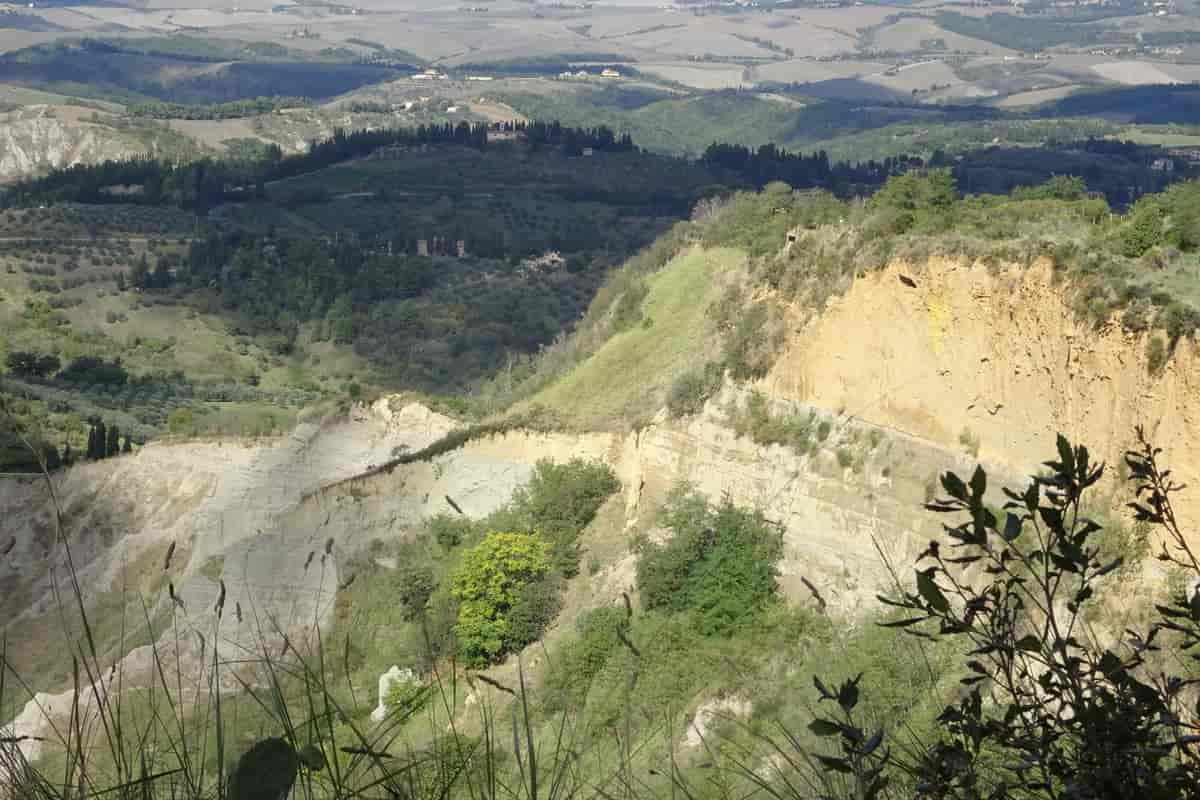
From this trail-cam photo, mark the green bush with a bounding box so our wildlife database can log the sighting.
[869,169,958,234]
[451,532,551,667]
[836,447,854,468]
[429,513,474,550]
[383,673,427,715]
[958,426,980,457]
[489,459,620,576]
[1156,302,1200,343]
[1118,197,1165,258]
[1146,335,1168,374]
[721,303,778,381]
[503,574,565,653]
[611,280,648,332]
[636,490,782,636]
[666,361,723,418]
[731,392,818,454]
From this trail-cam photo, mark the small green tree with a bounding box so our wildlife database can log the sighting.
[637,490,783,636]
[451,532,551,666]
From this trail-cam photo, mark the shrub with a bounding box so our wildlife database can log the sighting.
[611,280,648,332]
[637,490,782,636]
[1146,335,1167,374]
[1156,301,1200,343]
[503,574,565,653]
[666,362,723,418]
[383,673,427,715]
[451,532,551,666]
[544,606,629,709]
[395,563,435,619]
[1118,197,1165,258]
[836,447,854,468]
[958,426,980,457]
[721,303,779,381]
[491,459,619,576]
[731,392,817,454]
[429,513,474,550]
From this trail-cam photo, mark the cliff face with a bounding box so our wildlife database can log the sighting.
[0,106,146,183]
[764,256,1200,540]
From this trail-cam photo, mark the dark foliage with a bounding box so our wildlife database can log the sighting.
[809,430,1200,798]
[637,490,783,636]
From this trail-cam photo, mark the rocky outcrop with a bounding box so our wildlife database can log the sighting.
[764,256,1200,545]
[0,106,148,183]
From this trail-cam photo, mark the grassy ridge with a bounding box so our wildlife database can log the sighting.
[526,246,731,427]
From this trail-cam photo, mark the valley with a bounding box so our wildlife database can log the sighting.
[4,1,1200,796]
[3,166,1200,797]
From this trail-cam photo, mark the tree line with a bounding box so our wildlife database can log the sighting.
[127,96,313,120]
[0,120,640,213]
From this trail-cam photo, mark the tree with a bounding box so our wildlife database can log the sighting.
[451,532,551,666]
[106,424,120,458]
[86,424,99,461]
[94,420,107,460]
[131,253,150,289]
[637,491,782,636]
[5,351,59,378]
[806,430,1200,798]
[121,435,132,454]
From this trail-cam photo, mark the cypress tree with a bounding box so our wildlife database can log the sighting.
[95,420,107,460]
[86,424,98,460]
[122,435,132,454]
[63,443,74,466]
[106,424,120,458]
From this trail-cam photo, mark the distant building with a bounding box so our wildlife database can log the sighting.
[582,147,594,157]
[600,69,621,78]
[417,239,429,257]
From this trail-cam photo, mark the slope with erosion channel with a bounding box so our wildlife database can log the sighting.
[0,399,455,754]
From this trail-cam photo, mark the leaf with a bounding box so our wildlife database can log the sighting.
[813,676,835,700]
[916,568,950,613]
[814,755,853,774]
[861,729,884,756]
[865,775,890,800]
[969,465,987,502]
[1015,635,1040,653]
[878,616,928,628]
[229,738,299,800]
[838,678,860,712]
[1002,512,1023,542]
[809,718,841,737]
[1056,434,1075,476]
[941,472,968,502]
[1098,650,1124,678]
[298,744,326,772]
